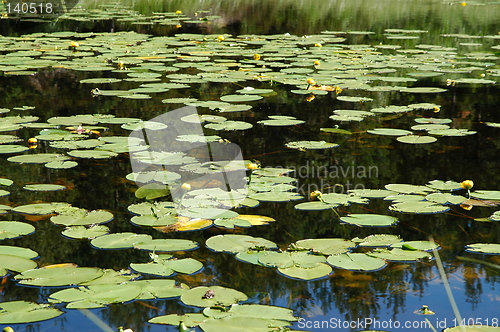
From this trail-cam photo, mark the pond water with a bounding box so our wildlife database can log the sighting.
[0,0,500,331]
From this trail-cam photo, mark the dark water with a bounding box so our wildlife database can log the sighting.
[1,1,500,331]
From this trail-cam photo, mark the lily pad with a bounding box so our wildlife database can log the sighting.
[23,184,66,191]
[277,263,332,280]
[205,121,253,131]
[354,234,402,247]
[390,241,440,251]
[0,301,63,324]
[206,234,277,253]
[294,238,356,255]
[90,233,153,250]
[465,243,500,254]
[220,94,263,102]
[327,253,387,271]
[397,135,437,144]
[285,140,339,150]
[62,225,110,239]
[367,128,413,136]
[471,191,500,200]
[134,239,199,252]
[369,248,432,261]
[131,258,203,276]
[389,201,449,214]
[51,209,114,226]
[400,87,447,93]
[67,150,118,159]
[8,153,68,164]
[259,251,326,269]
[340,214,398,227]
[180,286,248,307]
[0,221,36,240]
[0,145,29,154]
[14,267,105,286]
[0,254,38,276]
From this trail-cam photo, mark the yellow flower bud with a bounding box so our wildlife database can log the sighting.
[305,95,316,102]
[247,163,259,170]
[461,2,466,6]
[175,10,182,14]
[314,43,322,47]
[181,183,191,191]
[70,41,79,48]
[253,54,261,61]
[176,24,182,28]
[306,78,316,85]
[310,190,323,200]
[433,106,440,113]
[28,138,38,144]
[313,60,321,66]
[217,35,225,41]
[460,180,473,190]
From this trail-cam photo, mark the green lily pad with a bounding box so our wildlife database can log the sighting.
[149,313,206,326]
[391,241,440,251]
[134,239,199,252]
[180,286,248,307]
[385,184,434,194]
[337,96,373,102]
[400,87,447,93]
[13,202,71,215]
[257,116,305,126]
[327,253,387,271]
[23,184,66,191]
[0,189,9,197]
[285,140,339,150]
[259,251,326,269]
[278,263,332,280]
[51,209,114,226]
[397,135,437,144]
[205,121,253,131]
[370,106,413,114]
[0,254,38,276]
[62,225,110,239]
[0,178,14,186]
[131,258,203,276]
[0,221,36,240]
[369,248,432,261]
[249,192,303,202]
[206,234,277,253]
[220,94,263,102]
[294,238,356,255]
[389,201,449,214]
[465,243,500,254]
[15,267,105,286]
[8,153,68,164]
[471,191,500,200]
[294,201,340,210]
[90,232,153,249]
[354,234,403,247]
[428,129,477,136]
[0,145,29,154]
[426,180,462,191]
[130,214,178,227]
[320,127,353,134]
[67,150,118,159]
[425,193,467,205]
[45,160,79,169]
[340,214,398,227]
[0,301,63,324]
[367,128,413,136]
[414,117,452,124]
[49,283,142,309]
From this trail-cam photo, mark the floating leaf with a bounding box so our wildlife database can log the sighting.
[149,313,206,326]
[340,214,398,227]
[0,301,63,324]
[51,209,113,226]
[327,253,387,271]
[13,202,71,215]
[354,234,402,247]
[220,94,263,102]
[428,129,477,136]
[0,254,37,276]
[131,258,203,276]
[49,283,142,309]
[8,153,68,164]
[397,135,437,144]
[465,243,500,254]
[385,184,434,194]
[400,87,447,93]
[389,201,449,214]
[369,248,432,261]
[391,241,440,251]
[67,150,118,159]
[15,267,104,286]
[259,251,326,269]
[294,238,356,255]
[257,116,305,126]
[285,140,339,150]
[294,201,340,210]
[62,225,110,239]
[91,233,153,250]
[367,128,413,136]
[23,184,66,191]
[0,145,29,154]
[277,263,332,280]
[425,193,466,205]
[426,180,462,191]
[205,121,253,131]
[180,286,248,307]
[0,221,36,240]
[471,191,500,200]
[134,239,199,252]
[206,234,277,253]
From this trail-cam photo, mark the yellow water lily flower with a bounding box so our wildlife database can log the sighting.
[310,190,323,200]
[70,41,79,48]
[461,2,466,6]
[176,24,182,28]
[313,60,320,66]
[306,78,316,85]
[175,10,182,14]
[247,162,260,170]
[253,53,261,61]
[305,95,316,102]
[28,137,38,144]
[433,106,440,113]
[460,180,473,190]
[217,35,225,41]
[181,183,192,191]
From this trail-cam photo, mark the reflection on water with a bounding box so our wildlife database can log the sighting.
[1,0,500,331]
